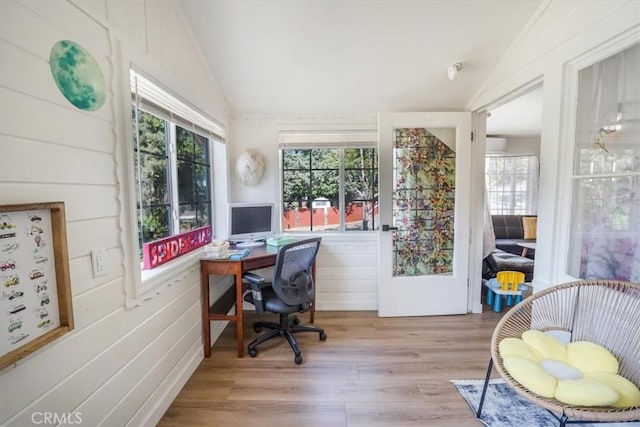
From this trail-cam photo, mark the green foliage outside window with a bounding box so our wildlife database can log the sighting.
[132,106,212,258]
[176,127,212,232]
[282,147,378,231]
[344,148,378,222]
[133,108,170,250]
[283,149,339,207]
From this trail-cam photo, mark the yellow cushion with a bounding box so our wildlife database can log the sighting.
[499,338,541,362]
[555,379,619,406]
[522,217,537,239]
[501,331,634,407]
[566,341,619,374]
[586,373,640,408]
[522,330,566,362]
[503,356,558,398]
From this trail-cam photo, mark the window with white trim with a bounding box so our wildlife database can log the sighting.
[130,69,225,266]
[279,132,378,232]
[567,43,639,282]
[485,154,539,215]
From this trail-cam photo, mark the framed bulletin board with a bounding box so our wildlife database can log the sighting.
[0,202,73,370]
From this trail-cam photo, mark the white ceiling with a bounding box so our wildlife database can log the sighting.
[486,87,543,137]
[179,0,542,119]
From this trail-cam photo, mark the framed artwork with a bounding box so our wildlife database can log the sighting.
[0,202,73,370]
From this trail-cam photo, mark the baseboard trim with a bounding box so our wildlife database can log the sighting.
[471,302,484,314]
[130,319,230,427]
[129,339,203,427]
[315,301,378,311]
[315,294,378,311]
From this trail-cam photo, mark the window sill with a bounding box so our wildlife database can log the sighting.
[127,248,206,308]
[282,231,379,243]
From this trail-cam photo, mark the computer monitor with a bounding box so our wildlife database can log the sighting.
[228,202,274,247]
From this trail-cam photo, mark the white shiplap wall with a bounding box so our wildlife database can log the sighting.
[315,234,378,310]
[0,0,228,425]
[229,116,380,311]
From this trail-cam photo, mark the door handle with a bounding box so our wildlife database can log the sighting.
[382,224,398,232]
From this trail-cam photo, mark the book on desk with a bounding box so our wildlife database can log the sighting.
[204,248,250,260]
[229,249,250,260]
[266,235,295,247]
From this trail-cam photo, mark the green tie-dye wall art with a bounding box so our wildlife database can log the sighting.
[49,40,106,111]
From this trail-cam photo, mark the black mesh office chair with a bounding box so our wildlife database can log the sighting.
[243,238,326,364]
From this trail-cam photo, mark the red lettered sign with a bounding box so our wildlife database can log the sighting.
[142,226,212,270]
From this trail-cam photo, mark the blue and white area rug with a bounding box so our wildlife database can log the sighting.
[452,379,640,427]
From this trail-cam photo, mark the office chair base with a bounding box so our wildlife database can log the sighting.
[248,313,326,364]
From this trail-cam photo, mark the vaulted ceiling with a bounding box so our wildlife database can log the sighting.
[179,0,543,118]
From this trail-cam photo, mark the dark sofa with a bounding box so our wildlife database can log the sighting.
[491,214,537,259]
[482,214,537,283]
[482,249,534,282]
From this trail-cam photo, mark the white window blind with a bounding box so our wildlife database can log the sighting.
[130,68,225,139]
[278,131,377,148]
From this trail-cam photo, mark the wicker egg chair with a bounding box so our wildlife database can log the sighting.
[477,280,640,426]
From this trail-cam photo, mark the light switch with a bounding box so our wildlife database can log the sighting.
[91,249,107,278]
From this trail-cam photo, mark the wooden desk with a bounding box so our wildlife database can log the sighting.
[200,245,316,358]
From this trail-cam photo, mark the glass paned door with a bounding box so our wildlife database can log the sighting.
[378,113,471,317]
[392,128,455,276]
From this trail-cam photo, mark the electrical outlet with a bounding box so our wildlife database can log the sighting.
[91,249,107,278]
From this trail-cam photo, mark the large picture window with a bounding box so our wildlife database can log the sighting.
[280,132,378,232]
[485,154,539,215]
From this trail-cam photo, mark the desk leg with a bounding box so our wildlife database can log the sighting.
[234,266,245,358]
[201,267,211,358]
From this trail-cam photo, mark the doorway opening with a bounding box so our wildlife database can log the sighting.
[479,83,543,311]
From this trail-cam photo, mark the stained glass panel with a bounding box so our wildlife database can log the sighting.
[392,128,455,276]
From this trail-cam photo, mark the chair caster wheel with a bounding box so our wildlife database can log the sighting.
[292,316,300,325]
[294,354,302,364]
[319,332,327,341]
[248,348,258,357]
[253,325,261,333]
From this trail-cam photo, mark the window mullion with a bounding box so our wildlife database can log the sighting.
[339,149,345,232]
[168,122,179,234]
[208,137,215,229]
[510,159,516,214]
[133,103,143,236]
[308,153,313,231]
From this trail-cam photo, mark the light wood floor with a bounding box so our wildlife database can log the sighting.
[159,310,504,427]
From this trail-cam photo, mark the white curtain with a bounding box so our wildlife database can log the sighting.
[483,186,496,259]
[568,43,640,282]
[527,155,539,216]
[485,155,539,215]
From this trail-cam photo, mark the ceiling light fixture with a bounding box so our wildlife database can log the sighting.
[448,62,463,81]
